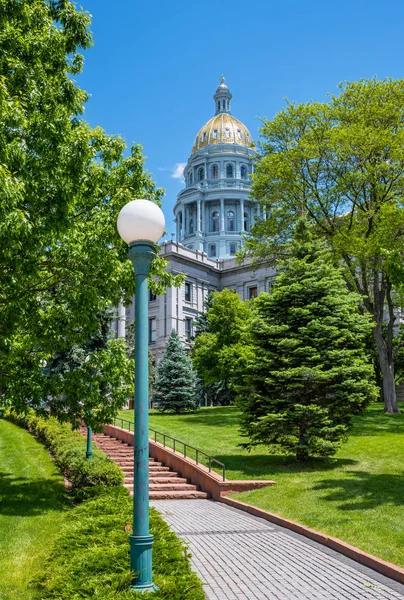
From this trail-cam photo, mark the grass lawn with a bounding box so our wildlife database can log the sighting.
[119,403,404,567]
[0,419,67,600]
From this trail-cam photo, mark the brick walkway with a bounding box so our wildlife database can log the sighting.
[151,500,404,600]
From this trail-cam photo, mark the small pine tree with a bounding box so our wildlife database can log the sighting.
[236,220,377,460]
[153,330,199,413]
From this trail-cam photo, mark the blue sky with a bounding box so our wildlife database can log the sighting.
[77,0,404,235]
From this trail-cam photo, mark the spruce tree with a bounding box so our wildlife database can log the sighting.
[236,221,377,460]
[153,330,199,413]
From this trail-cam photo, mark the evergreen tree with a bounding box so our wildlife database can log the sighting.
[236,221,377,461]
[153,330,199,413]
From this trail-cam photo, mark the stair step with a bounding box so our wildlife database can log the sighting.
[150,471,182,478]
[125,475,186,484]
[125,482,195,491]
[147,490,209,500]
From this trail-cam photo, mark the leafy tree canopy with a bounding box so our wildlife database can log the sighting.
[0,0,182,421]
[247,78,404,413]
[192,289,252,391]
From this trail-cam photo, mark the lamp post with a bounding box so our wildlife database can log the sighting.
[86,405,93,460]
[85,355,93,460]
[117,199,165,592]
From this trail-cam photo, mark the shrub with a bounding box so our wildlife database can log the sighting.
[35,486,205,599]
[6,410,122,489]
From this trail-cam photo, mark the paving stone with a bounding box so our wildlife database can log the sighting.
[151,499,404,600]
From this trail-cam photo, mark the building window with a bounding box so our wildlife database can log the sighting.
[248,286,258,300]
[229,242,237,255]
[209,244,217,258]
[198,167,204,181]
[217,101,220,111]
[227,210,235,231]
[212,211,219,232]
[213,129,218,139]
[202,132,207,142]
[189,171,193,184]
[185,318,193,341]
[225,128,230,139]
[212,164,218,179]
[267,278,275,293]
[240,165,247,179]
[189,218,194,234]
[237,129,242,139]
[226,164,233,178]
[149,290,156,302]
[149,318,156,344]
[244,211,249,232]
[185,282,192,302]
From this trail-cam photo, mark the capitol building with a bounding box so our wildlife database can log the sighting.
[115,77,275,359]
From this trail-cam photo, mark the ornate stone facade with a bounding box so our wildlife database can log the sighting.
[114,78,275,360]
[174,77,259,260]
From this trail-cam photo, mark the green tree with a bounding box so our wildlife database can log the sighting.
[192,289,252,404]
[0,1,182,421]
[153,330,199,413]
[248,78,404,413]
[236,222,377,461]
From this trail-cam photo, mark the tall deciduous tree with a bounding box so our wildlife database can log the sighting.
[236,222,377,461]
[248,78,404,413]
[153,330,199,413]
[0,1,182,422]
[192,289,252,403]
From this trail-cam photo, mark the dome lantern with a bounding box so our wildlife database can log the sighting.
[213,75,232,115]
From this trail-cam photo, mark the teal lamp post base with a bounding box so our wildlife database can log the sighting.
[129,534,159,592]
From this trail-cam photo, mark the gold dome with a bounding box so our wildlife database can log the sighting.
[192,113,254,153]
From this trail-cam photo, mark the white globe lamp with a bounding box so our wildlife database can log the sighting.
[117,199,165,245]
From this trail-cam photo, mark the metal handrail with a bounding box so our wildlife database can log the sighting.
[112,416,226,481]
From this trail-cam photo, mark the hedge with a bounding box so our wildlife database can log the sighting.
[6,410,206,599]
[6,409,123,490]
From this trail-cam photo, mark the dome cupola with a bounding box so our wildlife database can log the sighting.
[214,75,232,115]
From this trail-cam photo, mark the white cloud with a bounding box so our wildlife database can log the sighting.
[172,162,186,180]
[159,162,186,182]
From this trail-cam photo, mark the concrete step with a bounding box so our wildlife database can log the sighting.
[149,471,184,479]
[125,475,187,484]
[147,490,209,500]
[125,482,195,491]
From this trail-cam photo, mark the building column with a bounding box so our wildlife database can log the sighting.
[240,198,245,232]
[175,212,180,241]
[201,199,205,233]
[181,206,185,241]
[220,198,225,232]
[117,300,126,339]
[197,199,201,232]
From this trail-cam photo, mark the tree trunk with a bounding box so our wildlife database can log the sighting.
[373,329,400,414]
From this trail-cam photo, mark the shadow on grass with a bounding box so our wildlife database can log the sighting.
[214,454,358,479]
[314,470,404,510]
[0,471,66,517]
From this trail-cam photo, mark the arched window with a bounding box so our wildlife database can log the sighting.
[226,164,233,178]
[217,101,220,111]
[198,167,204,181]
[227,210,235,232]
[244,211,249,232]
[212,211,219,232]
[240,165,247,179]
[189,171,193,185]
[211,164,218,179]
[189,218,194,234]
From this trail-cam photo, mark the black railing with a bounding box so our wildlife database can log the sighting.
[112,416,226,481]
